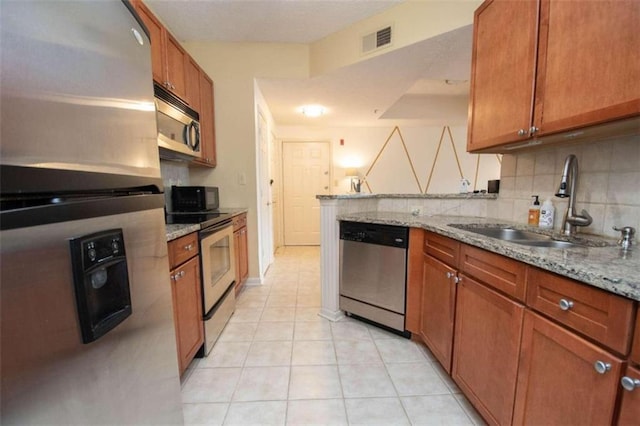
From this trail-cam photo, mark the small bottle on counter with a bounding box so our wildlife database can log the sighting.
[539,198,555,229]
[528,195,540,226]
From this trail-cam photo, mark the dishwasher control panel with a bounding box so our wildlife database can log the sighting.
[339,221,408,248]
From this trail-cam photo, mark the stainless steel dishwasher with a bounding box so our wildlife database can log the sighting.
[339,221,408,333]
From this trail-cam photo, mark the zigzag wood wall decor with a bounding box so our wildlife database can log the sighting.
[362,125,501,194]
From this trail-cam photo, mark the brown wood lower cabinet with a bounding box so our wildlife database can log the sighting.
[513,311,623,425]
[452,274,524,426]
[410,228,638,425]
[170,255,203,376]
[420,253,457,373]
[233,213,248,293]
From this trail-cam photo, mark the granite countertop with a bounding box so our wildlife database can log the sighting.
[337,211,640,302]
[318,193,498,200]
[165,208,248,242]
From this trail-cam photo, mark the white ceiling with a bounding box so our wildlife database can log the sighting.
[147,0,472,127]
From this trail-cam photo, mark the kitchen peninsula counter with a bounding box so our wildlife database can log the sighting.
[338,211,640,302]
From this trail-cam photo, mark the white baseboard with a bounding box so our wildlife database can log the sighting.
[319,308,344,322]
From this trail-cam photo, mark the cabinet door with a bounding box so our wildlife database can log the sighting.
[467,0,539,152]
[233,230,241,293]
[420,254,457,373]
[171,256,204,375]
[513,311,622,425]
[405,228,425,334]
[184,56,201,110]
[618,365,640,426]
[453,274,524,426]
[132,1,165,84]
[164,32,187,100]
[239,226,249,282]
[534,0,640,136]
[195,72,216,167]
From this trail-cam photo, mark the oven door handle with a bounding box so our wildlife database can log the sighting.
[199,220,233,240]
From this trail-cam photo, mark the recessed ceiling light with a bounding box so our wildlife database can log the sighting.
[300,104,325,117]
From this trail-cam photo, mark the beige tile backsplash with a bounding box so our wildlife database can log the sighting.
[495,134,640,238]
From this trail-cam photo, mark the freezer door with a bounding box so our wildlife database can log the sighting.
[0,208,183,425]
[0,1,159,178]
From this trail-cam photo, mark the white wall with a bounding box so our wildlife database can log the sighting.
[276,125,501,195]
[184,42,309,279]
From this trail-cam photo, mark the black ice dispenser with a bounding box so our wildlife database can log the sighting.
[70,229,132,343]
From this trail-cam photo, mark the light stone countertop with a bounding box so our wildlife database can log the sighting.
[317,193,498,200]
[165,224,200,242]
[337,211,640,302]
[165,208,248,242]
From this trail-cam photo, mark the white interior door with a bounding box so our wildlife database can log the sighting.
[282,141,331,246]
[270,135,283,252]
[257,112,273,275]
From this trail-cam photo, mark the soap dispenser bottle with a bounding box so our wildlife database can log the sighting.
[539,198,555,229]
[528,195,540,226]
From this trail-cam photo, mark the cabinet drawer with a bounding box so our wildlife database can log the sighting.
[526,267,634,355]
[233,213,247,232]
[459,244,527,302]
[629,311,640,365]
[423,231,459,268]
[168,232,199,269]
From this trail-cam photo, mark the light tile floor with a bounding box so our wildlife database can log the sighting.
[181,246,485,425]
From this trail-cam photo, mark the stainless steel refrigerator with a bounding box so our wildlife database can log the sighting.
[1,1,184,424]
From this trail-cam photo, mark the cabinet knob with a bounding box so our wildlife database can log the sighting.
[594,360,611,374]
[559,299,574,311]
[446,272,454,279]
[517,129,527,137]
[184,244,193,251]
[529,126,539,135]
[171,270,185,281]
[453,276,461,284]
[621,376,640,391]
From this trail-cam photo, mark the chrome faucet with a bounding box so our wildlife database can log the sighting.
[555,154,592,236]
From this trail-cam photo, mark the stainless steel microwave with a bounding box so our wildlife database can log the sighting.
[154,83,200,159]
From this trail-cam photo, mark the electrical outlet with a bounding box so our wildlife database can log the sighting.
[411,206,421,216]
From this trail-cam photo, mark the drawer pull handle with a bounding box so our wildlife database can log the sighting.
[594,361,611,374]
[559,299,574,311]
[621,376,640,391]
[184,244,194,251]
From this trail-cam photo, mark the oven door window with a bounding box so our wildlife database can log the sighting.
[208,235,231,284]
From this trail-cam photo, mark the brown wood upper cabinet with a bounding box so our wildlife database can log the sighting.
[191,72,216,167]
[132,1,187,101]
[467,0,640,152]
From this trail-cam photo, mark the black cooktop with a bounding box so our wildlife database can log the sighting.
[166,210,232,229]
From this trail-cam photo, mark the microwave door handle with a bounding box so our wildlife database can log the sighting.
[189,121,200,151]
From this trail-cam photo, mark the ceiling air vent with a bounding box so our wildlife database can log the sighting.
[362,25,392,54]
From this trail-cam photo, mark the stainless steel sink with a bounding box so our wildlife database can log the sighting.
[449,225,582,248]
[461,227,551,242]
